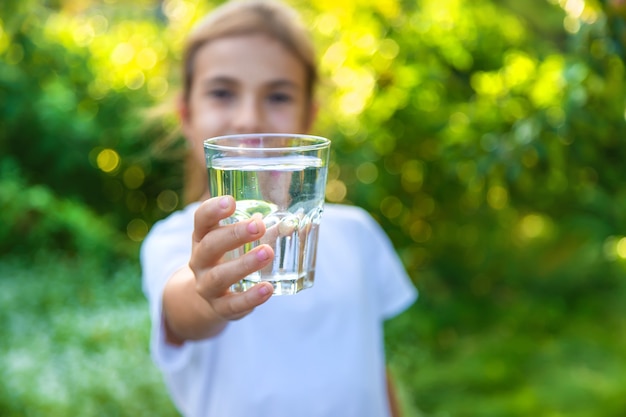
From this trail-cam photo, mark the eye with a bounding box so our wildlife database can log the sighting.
[267,92,293,104]
[207,88,234,100]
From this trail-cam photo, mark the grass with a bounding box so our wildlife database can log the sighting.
[0,253,178,417]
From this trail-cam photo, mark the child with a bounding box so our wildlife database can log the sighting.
[140,1,417,416]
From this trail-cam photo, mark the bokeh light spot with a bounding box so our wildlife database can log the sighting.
[89,14,108,35]
[410,219,432,243]
[414,193,436,217]
[339,91,367,115]
[163,0,193,23]
[147,76,169,97]
[322,42,346,69]
[96,149,120,173]
[157,190,179,213]
[617,237,626,259]
[401,160,424,192]
[503,52,536,88]
[520,214,545,239]
[522,148,539,168]
[73,23,95,46]
[530,56,565,108]
[123,166,145,189]
[315,13,339,36]
[381,196,403,219]
[449,112,470,133]
[471,71,504,97]
[456,160,476,183]
[415,88,440,112]
[487,185,508,210]
[0,23,8,54]
[124,69,145,90]
[127,219,148,242]
[111,42,135,65]
[356,33,377,56]
[326,179,347,202]
[136,48,158,69]
[356,162,378,184]
[378,38,399,60]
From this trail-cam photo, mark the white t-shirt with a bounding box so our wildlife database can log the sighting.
[141,203,417,417]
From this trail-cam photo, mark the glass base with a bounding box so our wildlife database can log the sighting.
[230,272,315,296]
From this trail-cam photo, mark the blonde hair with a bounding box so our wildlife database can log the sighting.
[181,0,319,203]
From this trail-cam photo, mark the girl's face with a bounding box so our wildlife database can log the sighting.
[181,34,315,169]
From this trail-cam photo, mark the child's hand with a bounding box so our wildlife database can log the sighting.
[189,196,275,321]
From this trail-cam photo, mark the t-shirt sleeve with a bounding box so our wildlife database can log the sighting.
[140,205,197,371]
[357,208,418,320]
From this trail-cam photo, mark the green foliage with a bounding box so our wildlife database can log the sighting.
[385,261,626,415]
[0,159,135,260]
[2,0,626,416]
[0,255,178,417]
[0,0,186,238]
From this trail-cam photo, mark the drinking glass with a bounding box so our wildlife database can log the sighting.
[204,133,331,295]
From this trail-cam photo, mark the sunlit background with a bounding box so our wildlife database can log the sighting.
[2,0,626,415]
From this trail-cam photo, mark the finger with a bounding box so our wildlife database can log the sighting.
[211,282,274,320]
[196,244,274,299]
[259,213,300,245]
[192,196,236,243]
[190,215,268,269]
[260,221,280,245]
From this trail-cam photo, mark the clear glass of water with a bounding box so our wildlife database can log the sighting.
[204,133,331,296]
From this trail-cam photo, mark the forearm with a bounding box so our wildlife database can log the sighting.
[162,266,228,345]
[387,368,402,417]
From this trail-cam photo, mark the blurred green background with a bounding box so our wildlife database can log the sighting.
[2,0,626,415]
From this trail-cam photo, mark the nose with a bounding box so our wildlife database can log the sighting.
[232,95,263,134]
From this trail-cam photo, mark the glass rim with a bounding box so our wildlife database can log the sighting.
[203,133,330,152]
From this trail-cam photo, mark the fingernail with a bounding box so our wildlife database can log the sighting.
[219,196,230,209]
[247,219,259,234]
[258,284,271,296]
[255,248,269,261]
